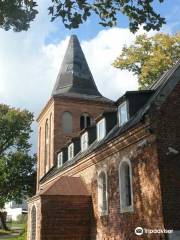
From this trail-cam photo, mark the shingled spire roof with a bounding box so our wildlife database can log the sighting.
[52,35,103,98]
[37,35,113,122]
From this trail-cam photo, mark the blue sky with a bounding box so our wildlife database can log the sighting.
[0,0,179,153]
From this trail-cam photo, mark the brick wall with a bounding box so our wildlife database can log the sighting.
[37,101,54,185]
[35,82,180,239]
[40,195,93,240]
[85,136,165,239]
[40,126,166,240]
[152,83,180,230]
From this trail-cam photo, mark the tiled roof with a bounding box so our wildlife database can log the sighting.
[39,176,90,196]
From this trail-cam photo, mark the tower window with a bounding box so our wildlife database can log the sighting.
[62,112,72,134]
[119,159,133,212]
[98,170,108,215]
[68,143,74,160]
[80,113,92,130]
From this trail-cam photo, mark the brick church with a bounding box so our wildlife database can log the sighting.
[27,35,180,240]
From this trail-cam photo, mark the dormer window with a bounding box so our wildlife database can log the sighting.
[81,132,88,152]
[57,152,63,168]
[118,101,128,126]
[97,118,106,141]
[68,143,74,160]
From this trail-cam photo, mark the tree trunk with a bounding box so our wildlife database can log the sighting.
[0,211,8,230]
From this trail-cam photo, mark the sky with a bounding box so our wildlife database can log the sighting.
[0,0,180,153]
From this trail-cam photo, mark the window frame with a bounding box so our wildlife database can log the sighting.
[57,152,63,168]
[81,132,89,152]
[98,169,108,216]
[68,143,74,161]
[119,158,133,213]
[118,101,129,126]
[97,118,106,141]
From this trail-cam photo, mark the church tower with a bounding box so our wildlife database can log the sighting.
[37,35,115,187]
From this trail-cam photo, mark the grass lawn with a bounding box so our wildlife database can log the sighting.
[7,223,25,229]
[0,229,12,235]
[3,231,26,240]
[0,223,26,240]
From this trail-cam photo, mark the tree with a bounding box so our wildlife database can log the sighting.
[0,104,36,230]
[0,0,166,33]
[113,32,180,89]
[0,0,38,32]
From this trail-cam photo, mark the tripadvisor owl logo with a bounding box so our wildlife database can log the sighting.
[135,227,143,236]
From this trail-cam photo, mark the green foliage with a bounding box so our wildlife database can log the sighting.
[0,0,165,32]
[48,0,165,32]
[0,0,38,32]
[0,104,36,209]
[113,32,180,89]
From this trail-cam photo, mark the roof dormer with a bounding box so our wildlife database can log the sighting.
[118,101,129,126]
[116,90,154,126]
[96,111,117,141]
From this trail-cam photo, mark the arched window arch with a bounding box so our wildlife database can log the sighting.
[119,159,133,212]
[45,119,49,172]
[31,205,36,240]
[98,170,108,215]
[80,113,92,130]
[62,112,72,133]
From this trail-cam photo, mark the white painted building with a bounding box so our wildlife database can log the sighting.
[5,200,27,221]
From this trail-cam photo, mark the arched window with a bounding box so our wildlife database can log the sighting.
[98,171,108,215]
[49,114,52,167]
[80,113,92,130]
[38,127,41,186]
[62,112,72,133]
[119,159,133,212]
[45,119,49,172]
[38,127,41,161]
[31,205,36,240]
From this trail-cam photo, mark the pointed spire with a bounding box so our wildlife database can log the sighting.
[52,35,102,97]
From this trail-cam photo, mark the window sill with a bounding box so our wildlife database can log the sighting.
[120,206,133,213]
